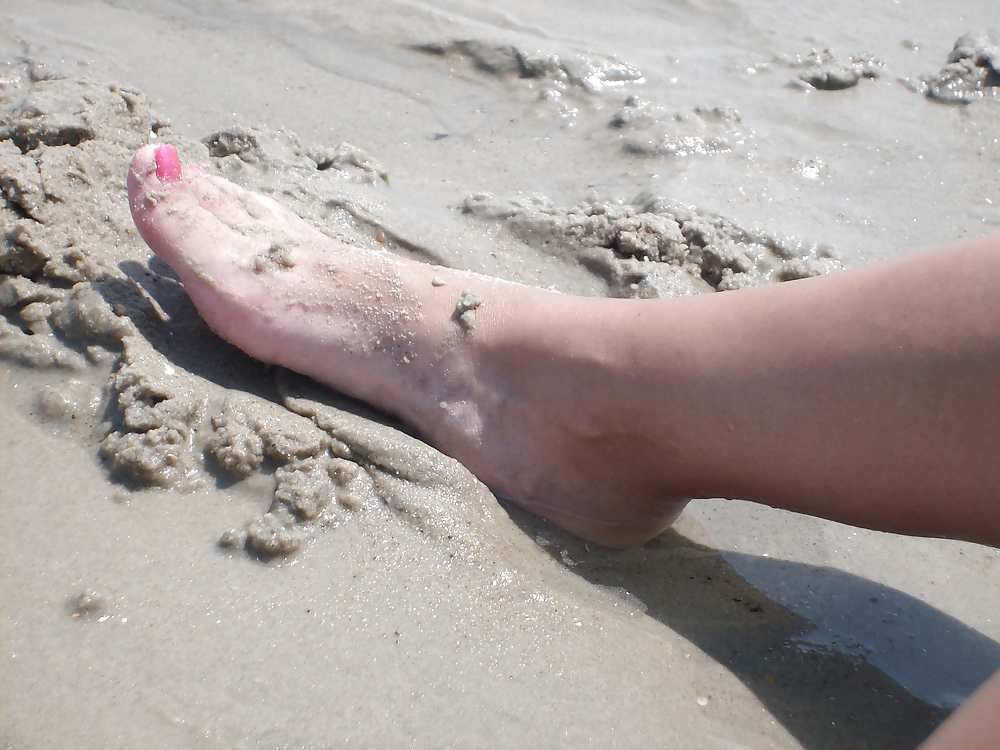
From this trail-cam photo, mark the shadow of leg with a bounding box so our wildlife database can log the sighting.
[505,506,966,750]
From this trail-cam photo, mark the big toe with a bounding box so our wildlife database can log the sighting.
[128,144,263,280]
[128,144,207,263]
[127,144,179,215]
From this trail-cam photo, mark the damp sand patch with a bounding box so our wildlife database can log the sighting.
[0,64,513,561]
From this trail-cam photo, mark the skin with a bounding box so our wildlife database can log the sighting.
[129,143,1000,748]
[918,668,1000,749]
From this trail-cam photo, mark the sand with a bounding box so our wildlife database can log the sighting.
[2,1,1000,748]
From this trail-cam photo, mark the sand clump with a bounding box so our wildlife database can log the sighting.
[787,49,885,91]
[609,96,748,158]
[453,288,482,331]
[415,36,672,133]
[203,127,389,184]
[462,192,841,298]
[774,33,1000,105]
[923,33,1000,104]
[416,36,753,162]
[415,39,643,95]
[0,65,503,560]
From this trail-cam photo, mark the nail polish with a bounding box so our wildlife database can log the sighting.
[154,145,182,182]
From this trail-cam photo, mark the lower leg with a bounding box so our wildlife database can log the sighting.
[654,235,1000,546]
[918,667,1000,749]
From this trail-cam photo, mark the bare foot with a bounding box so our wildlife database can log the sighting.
[128,144,689,547]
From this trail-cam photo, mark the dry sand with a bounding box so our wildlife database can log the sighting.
[2,1,1000,748]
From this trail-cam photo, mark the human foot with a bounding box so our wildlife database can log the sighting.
[128,144,690,547]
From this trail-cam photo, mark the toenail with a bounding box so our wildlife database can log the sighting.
[154,145,182,183]
[188,163,208,176]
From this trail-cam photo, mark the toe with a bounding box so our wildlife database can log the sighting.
[127,144,166,207]
[186,176,317,240]
[130,145,324,249]
[128,145,266,285]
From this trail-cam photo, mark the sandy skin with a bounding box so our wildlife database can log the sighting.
[128,143,690,547]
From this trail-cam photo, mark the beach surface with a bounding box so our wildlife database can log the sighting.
[2,1,1000,748]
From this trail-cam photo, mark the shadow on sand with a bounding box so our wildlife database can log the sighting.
[505,506,1000,750]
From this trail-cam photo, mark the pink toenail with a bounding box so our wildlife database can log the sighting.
[188,163,208,176]
[154,145,181,182]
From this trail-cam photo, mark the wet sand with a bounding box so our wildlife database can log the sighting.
[2,1,999,748]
